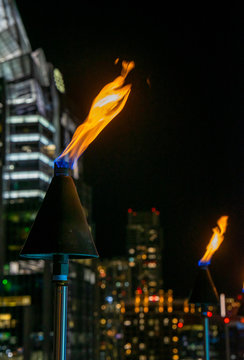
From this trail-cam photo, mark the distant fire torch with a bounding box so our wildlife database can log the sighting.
[189,216,228,360]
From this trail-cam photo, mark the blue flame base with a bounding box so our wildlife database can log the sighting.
[198,260,211,267]
[54,159,70,176]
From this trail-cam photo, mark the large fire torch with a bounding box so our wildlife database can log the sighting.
[20,60,135,360]
[189,216,228,360]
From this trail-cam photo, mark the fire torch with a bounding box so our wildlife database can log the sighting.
[189,216,228,360]
[19,60,135,360]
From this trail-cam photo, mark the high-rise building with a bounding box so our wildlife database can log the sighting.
[0,2,98,359]
[96,258,131,360]
[126,208,163,295]
[0,0,61,264]
[67,259,97,360]
[122,289,180,360]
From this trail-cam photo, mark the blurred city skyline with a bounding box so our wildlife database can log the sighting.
[0,2,243,359]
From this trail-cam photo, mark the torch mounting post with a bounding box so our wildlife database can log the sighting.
[202,306,210,360]
[189,265,219,360]
[53,255,69,360]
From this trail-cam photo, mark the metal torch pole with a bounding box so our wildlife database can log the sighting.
[203,311,210,360]
[225,323,230,360]
[53,255,69,360]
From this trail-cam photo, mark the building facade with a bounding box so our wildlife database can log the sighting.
[0,0,61,264]
[0,1,98,359]
[126,208,163,295]
[96,258,131,360]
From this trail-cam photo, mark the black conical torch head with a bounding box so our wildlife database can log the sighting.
[20,164,99,260]
[188,266,219,306]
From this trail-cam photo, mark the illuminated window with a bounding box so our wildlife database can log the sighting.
[163,318,169,326]
[3,190,46,199]
[105,296,113,304]
[98,267,106,277]
[149,295,159,302]
[139,343,145,350]
[69,320,74,328]
[8,115,55,132]
[8,133,52,145]
[124,343,131,350]
[0,314,11,320]
[148,262,156,268]
[135,296,140,305]
[6,152,53,166]
[129,248,135,254]
[4,171,51,183]
[53,68,65,93]
[0,296,31,307]
[163,336,169,344]
[148,247,156,253]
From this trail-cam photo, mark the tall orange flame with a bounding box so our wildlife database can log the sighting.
[199,216,228,266]
[55,60,135,168]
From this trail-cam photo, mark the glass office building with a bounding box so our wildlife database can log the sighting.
[126,209,164,295]
[0,0,61,263]
[0,2,98,359]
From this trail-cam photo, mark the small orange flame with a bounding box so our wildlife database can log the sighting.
[199,216,228,266]
[56,60,135,168]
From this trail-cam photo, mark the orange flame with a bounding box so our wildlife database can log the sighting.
[55,60,135,168]
[199,216,228,266]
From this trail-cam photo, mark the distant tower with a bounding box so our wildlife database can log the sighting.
[0,0,63,263]
[96,258,131,360]
[126,208,163,295]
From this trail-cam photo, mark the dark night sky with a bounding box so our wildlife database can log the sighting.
[16,2,243,297]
